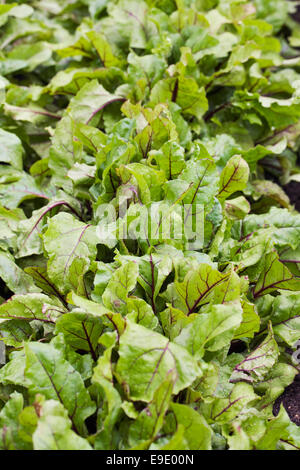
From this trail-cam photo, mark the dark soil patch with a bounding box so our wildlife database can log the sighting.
[291,1,300,23]
[274,8,300,425]
[284,181,300,211]
[273,374,300,425]
[228,339,247,354]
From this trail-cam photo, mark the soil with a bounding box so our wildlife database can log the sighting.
[291,1,300,23]
[278,0,300,412]
[273,374,300,425]
[284,181,300,211]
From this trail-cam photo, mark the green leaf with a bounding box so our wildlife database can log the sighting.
[0,351,29,388]
[24,266,65,299]
[50,334,94,381]
[233,300,260,340]
[16,192,81,258]
[116,321,201,401]
[151,423,188,450]
[0,173,50,209]
[150,141,185,180]
[252,180,291,209]
[119,252,173,310]
[24,342,96,435]
[87,31,121,68]
[164,156,219,206]
[230,324,279,384]
[256,363,297,411]
[271,293,300,346]
[254,251,300,298]
[0,205,24,250]
[225,196,250,220]
[43,212,98,295]
[0,0,300,450]
[0,128,23,170]
[55,312,103,358]
[150,76,208,121]
[92,339,122,450]
[102,260,139,314]
[256,407,291,450]
[169,403,212,450]
[200,382,258,425]
[128,373,174,448]
[126,297,159,331]
[0,392,25,450]
[166,264,235,315]
[218,155,250,201]
[175,302,243,359]
[241,207,300,250]
[68,79,125,126]
[33,400,92,450]
[0,319,33,347]
[0,293,65,323]
[0,250,39,294]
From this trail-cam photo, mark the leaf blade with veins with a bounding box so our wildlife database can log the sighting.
[128,373,175,448]
[55,312,103,360]
[218,155,249,202]
[254,251,300,298]
[102,260,139,314]
[0,250,40,294]
[43,212,98,295]
[17,192,82,258]
[175,302,243,359]
[24,342,96,435]
[170,403,212,450]
[116,321,201,401]
[0,293,66,324]
[0,128,24,170]
[230,324,279,384]
[0,173,51,209]
[169,264,233,315]
[68,79,125,125]
[33,400,92,450]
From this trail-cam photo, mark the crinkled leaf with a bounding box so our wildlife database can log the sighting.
[116,321,201,401]
[218,155,250,202]
[43,213,98,295]
[33,400,92,450]
[24,342,96,435]
[230,324,279,384]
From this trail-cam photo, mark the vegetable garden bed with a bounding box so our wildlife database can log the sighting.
[1,0,300,451]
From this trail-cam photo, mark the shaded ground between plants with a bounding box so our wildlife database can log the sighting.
[291,0,300,23]
[273,178,300,426]
[273,374,300,425]
[272,5,300,426]
[284,182,300,211]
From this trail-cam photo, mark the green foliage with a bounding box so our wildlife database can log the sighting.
[0,0,300,451]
